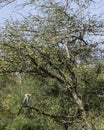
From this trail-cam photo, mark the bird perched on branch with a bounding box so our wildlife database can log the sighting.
[17,93,31,115]
[22,93,31,107]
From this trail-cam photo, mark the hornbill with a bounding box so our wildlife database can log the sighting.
[17,93,31,115]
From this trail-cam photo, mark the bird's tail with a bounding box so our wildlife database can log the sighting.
[17,105,23,116]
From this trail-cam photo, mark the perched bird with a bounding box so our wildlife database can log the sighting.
[22,93,31,107]
[17,93,31,115]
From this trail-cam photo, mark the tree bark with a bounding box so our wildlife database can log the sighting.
[72,90,94,130]
[64,41,94,130]
[64,124,69,130]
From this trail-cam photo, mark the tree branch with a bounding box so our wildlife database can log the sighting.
[17,105,76,123]
[27,54,65,84]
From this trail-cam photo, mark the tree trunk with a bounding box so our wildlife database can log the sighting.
[64,40,94,130]
[57,125,68,130]
[64,124,69,130]
[72,90,94,130]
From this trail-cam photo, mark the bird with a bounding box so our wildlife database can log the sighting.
[22,93,31,107]
[17,93,31,115]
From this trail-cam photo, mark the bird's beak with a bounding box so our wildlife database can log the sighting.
[28,94,31,96]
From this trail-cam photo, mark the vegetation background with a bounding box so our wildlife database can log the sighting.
[0,0,104,130]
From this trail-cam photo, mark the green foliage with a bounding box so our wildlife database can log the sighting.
[0,74,58,130]
[0,0,104,130]
[0,66,104,130]
[6,115,55,130]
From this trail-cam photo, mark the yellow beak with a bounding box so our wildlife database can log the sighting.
[28,94,31,96]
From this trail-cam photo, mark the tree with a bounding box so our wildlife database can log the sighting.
[0,0,104,130]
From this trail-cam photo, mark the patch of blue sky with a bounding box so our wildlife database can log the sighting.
[0,0,38,26]
[0,0,104,25]
[0,0,104,45]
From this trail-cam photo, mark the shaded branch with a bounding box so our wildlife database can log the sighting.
[17,105,76,123]
[27,54,65,84]
[71,35,88,45]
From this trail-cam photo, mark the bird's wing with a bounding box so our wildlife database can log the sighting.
[22,96,29,106]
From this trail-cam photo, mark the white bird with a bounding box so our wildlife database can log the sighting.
[17,93,31,115]
[22,93,31,107]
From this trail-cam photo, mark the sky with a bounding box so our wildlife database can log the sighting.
[0,0,104,27]
[0,0,35,26]
[0,0,104,49]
